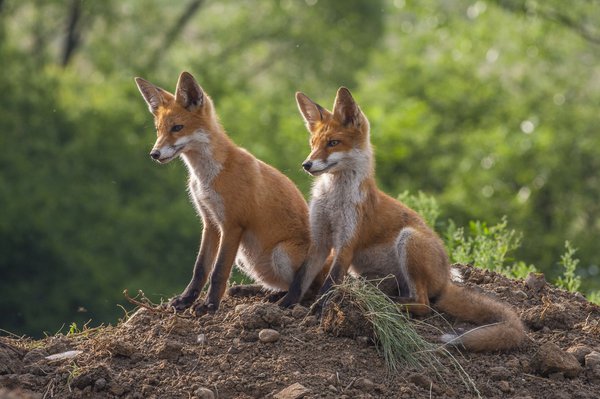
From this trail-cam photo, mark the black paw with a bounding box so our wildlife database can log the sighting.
[167,294,196,312]
[277,293,298,309]
[193,301,218,316]
[266,291,287,303]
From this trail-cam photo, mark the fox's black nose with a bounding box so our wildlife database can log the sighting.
[302,161,313,171]
[150,150,161,160]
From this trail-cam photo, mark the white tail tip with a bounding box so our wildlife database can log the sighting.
[441,333,462,345]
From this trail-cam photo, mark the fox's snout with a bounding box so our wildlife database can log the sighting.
[301,156,340,176]
[148,141,186,164]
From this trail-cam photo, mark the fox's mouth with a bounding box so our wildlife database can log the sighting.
[307,162,338,176]
[157,145,185,164]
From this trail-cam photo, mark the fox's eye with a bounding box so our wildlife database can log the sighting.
[327,140,340,147]
[171,125,184,133]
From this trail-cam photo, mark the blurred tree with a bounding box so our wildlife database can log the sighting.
[144,0,206,68]
[61,0,83,66]
[494,0,600,45]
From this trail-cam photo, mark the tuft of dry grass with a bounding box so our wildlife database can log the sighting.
[327,276,480,396]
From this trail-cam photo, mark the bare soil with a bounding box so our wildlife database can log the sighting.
[1,264,600,398]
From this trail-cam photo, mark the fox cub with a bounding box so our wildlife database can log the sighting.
[289,87,526,351]
[134,72,324,314]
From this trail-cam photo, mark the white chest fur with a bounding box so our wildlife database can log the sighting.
[310,170,366,249]
[181,144,225,224]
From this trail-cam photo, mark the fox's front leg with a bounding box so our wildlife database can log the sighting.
[311,247,354,315]
[193,226,243,316]
[169,222,220,312]
[278,245,331,308]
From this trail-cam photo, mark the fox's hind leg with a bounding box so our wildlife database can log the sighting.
[278,243,332,308]
[228,284,266,298]
[227,284,287,303]
[271,240,310,308]
[228,240,308,306]
[391,227,440,316]
[271,241,303,288]
[351,243,409,298]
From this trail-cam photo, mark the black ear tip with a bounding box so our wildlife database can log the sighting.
[179,71,198,84]
[338,86,352,96]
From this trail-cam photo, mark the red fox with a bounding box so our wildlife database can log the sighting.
[134,71,324,314]
[291,87,526,351]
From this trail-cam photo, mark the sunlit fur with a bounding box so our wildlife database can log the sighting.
[134,72,327,313]
[295,87,526,352]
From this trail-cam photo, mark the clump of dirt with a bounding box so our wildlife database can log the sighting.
[321,291,373,339]
[1,264,600,398]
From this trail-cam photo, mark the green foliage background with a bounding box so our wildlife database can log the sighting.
[1,0,599,337]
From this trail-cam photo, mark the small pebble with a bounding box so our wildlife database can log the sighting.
[273,383,310,399]
[525,272,546,291]
[354,377,374,390]
[194,387,215,399]
[197,333,207,345]
[258,328,281,343]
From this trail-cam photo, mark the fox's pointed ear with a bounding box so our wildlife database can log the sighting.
[333,87,360,127]
[135,77,167,115]
[175,71,204,111]
[296,92,328,130]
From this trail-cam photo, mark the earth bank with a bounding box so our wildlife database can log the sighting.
[1,264,599,398]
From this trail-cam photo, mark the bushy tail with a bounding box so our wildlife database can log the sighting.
[435,283,526,352]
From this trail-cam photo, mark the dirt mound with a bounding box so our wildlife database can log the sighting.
[1,264,599,398]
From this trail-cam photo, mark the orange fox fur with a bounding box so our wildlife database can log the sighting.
[291,87,526,351]
[134,72,324,314]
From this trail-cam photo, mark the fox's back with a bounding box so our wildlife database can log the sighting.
[208,147,309,244]
[252,154,310,243]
